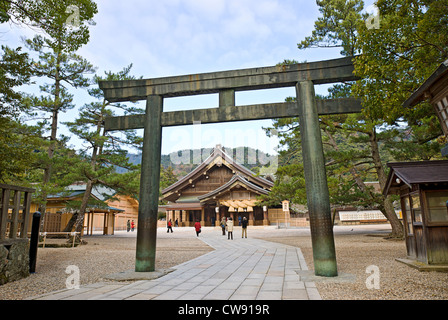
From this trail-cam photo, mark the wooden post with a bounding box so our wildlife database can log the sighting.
[0,189,10,241]
[296,81,338,277]
[86,212,90,236]
[263,206,269,226]
[215,207,220,226]
[200,207,205,226]
[20,191,32,238]
[29,211,41,273]
[103,212,107,235]
[90,212,94,235]
[135,95,163,272]
[9,191,20,239]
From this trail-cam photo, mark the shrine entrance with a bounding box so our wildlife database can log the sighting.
[99,57,361,277]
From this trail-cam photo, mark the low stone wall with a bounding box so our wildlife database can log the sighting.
[0,239,29,285]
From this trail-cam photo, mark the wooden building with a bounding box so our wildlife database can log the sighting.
[31,184,139,235]
[390,60,448,270]
[384,160,448,267]
[107,194,139,232]
[162,146,274,227]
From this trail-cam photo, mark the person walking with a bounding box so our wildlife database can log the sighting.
[127,220,131,232]
[220,217,226,236]
[241,216,248,238]
[194,220,202,237]
[167,219,173,233]
[131,220,135,232]
[226,217,234,240]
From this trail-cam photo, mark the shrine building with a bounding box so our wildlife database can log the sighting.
[161,146,274,227]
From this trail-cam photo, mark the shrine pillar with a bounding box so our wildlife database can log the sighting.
[263,206,269,226]
[296,81,337,277]
[135,95,163,272]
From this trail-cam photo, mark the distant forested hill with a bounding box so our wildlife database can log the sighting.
[118,146,275,177]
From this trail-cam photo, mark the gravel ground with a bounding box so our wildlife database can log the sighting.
[0,231,212,300]
[260,228,448,300]
[1,225,447,300]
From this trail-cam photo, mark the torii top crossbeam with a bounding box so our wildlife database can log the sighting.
[99,57,361,131]
[99,56,357,101]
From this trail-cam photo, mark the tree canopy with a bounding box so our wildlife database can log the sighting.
[260,0,448,238]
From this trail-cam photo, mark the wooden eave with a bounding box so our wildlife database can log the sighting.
[403,59,448,108]
[197,174,270,203]
[384,160,448,196]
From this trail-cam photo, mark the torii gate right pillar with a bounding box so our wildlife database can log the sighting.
[296,81,338,277]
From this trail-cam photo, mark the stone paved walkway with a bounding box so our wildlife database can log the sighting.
[29,229,321,300]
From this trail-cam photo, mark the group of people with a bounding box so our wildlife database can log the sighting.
[167,218,202,236]
[220,216,248,240]
[126,220,135,232]
[166,219,180,233]
[165,216,249,239]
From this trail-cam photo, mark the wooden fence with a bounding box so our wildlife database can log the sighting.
[0,183,35,241]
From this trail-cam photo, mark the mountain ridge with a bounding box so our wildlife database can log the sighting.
[120,146,276,177]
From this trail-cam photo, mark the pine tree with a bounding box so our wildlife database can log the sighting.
[21,0,97,219]
[63,65,143,233]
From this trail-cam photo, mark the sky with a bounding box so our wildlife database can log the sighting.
[0,0,374,158]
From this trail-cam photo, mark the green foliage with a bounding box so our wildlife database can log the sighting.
[1,0,97,51]
[353,0,448,125]
[63,65,144,198]
[0,44,37,183]
[258,163,306,207]
[0,120,40,183]
[263,0,448,238]
[13,0,98,213]
[159,166,178,205]
[22,35,96,121]
[160,166,177,191]
[298,0,365,56]
[0,45,33,115]
[352,0,448,161]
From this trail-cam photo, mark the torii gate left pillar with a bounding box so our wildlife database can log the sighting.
[135,95,163,272]
[100,57,361,276]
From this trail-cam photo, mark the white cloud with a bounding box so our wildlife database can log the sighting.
[183,0,226,21]
[2,0,345,153]
[89,0,312,73]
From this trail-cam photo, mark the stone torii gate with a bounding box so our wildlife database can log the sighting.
[99,56,361,277]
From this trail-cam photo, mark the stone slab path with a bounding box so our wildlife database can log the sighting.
[29,229,321,300]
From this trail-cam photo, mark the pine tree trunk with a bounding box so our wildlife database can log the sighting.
[74,180,94,233]
[62,180,94,233]
[39,51,61,232]
[62,211,78,233]
[368,128,404,238]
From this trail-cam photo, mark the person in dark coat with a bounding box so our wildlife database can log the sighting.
[242,217,248,238]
